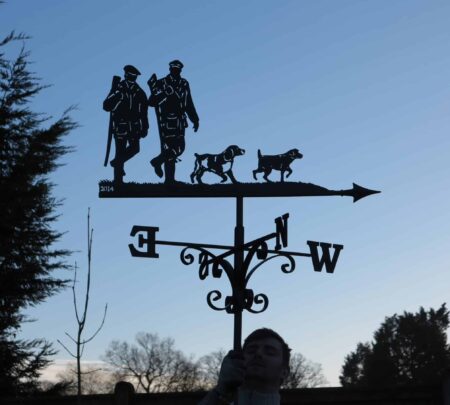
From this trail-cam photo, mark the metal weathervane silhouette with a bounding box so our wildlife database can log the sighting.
[99,61,380,353]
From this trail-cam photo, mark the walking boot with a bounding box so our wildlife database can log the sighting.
[110,159,125,176]
[150,157,164,178]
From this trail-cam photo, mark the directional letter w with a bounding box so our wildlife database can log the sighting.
[307,241,344,273]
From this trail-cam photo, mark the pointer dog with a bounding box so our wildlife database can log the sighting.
[190,145,245,184]
[253,148,303,182]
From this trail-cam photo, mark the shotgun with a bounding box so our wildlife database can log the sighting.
[103,75,121,167]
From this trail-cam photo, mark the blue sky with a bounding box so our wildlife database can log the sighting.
[2,0,450,386]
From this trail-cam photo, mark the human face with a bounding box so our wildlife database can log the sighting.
[169,66,182,78]
[124,72,137,82]
[243,337,288,392]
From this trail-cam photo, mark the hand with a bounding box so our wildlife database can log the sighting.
[216,350,245,398]
[193,121,199,132]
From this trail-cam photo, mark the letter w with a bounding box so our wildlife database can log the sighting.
[307,241,344,273]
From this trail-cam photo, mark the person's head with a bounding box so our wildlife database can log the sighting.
[169,59,183,78]
[114,381,134,405]
[242,328,291,392]
[123,65,140,82]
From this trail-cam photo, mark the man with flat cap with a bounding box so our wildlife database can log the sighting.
[103,65,149,184]
[148,60,199,184]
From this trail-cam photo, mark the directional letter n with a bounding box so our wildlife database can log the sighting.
[129,226,159,258]
[307,241,344,273]
[275,213,289,251]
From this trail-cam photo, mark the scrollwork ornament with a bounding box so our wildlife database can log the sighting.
[180,247,218,280]
[246,293,269,314]
[206,290,233,312]
[256,241,268,260]
[180,247,195,265]
[280,254,295,273]
[245,253,296,283]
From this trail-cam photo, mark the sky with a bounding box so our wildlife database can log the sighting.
[1,0,450,387]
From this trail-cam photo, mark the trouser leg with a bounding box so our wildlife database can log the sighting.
[164,160,175,184]
[162,135,185,184]
[121,137,140,162]
[112,137,126,183]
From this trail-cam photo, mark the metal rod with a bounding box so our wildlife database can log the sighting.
[156,240,234,250]
[233,197,244,405]
[234,196,244,351]
[156,239,311,258]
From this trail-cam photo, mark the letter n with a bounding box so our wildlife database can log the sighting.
[307,241,344,273]
[275,213,289,251]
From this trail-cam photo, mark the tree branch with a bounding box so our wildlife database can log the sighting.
[57,339,77,358]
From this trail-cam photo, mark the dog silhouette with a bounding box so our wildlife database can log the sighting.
[253,148,303,182]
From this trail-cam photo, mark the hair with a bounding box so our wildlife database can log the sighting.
[243,328,291,369]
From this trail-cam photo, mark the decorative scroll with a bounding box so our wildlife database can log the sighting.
[244,289,269,314]
[207,290,233,312]
[245,252,296,285]
[180,246,215,280]
[180,246,236,312]
[243,240,269,274]
[180,246,234,282]
[247,293,269,314]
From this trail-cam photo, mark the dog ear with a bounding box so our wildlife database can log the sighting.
[224,146,235,161]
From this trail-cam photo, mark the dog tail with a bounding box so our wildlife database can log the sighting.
[257,149,262,159]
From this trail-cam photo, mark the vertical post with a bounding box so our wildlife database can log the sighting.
[233,196,244,351]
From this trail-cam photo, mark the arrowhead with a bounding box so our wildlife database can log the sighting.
[352,183,381,203]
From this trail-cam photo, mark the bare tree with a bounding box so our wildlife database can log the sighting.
[197,349,326,389]
[57,209,108,396]
[54,363,116,395]
[282,353,327,389]
[198,349,227,388]
[103,332,204,393]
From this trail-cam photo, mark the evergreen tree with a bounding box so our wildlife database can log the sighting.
[340,304,450,387]
[0,31,76,397]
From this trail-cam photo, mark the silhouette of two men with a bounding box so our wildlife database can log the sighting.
[103,61,199,185]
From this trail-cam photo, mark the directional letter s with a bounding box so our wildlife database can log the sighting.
[307,241,344,273]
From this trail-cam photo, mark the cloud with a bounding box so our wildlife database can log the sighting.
[39,359,108,382]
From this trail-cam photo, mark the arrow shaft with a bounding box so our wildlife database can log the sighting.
[156,240,234,251]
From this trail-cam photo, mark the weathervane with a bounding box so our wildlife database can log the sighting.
[99,61,380,353]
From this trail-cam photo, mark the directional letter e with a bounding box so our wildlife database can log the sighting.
[129,226,159,258]
[307,241,344,273]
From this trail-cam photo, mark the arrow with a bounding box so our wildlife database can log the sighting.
[99,181,381,201]
[334,183,381,203]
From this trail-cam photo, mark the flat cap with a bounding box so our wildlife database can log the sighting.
[123,65,141,75]
[169,59,184,69]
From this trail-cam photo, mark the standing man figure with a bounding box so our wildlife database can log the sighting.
[148,60,199,184]
[103,65,149,184]
[199,328,291,405]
